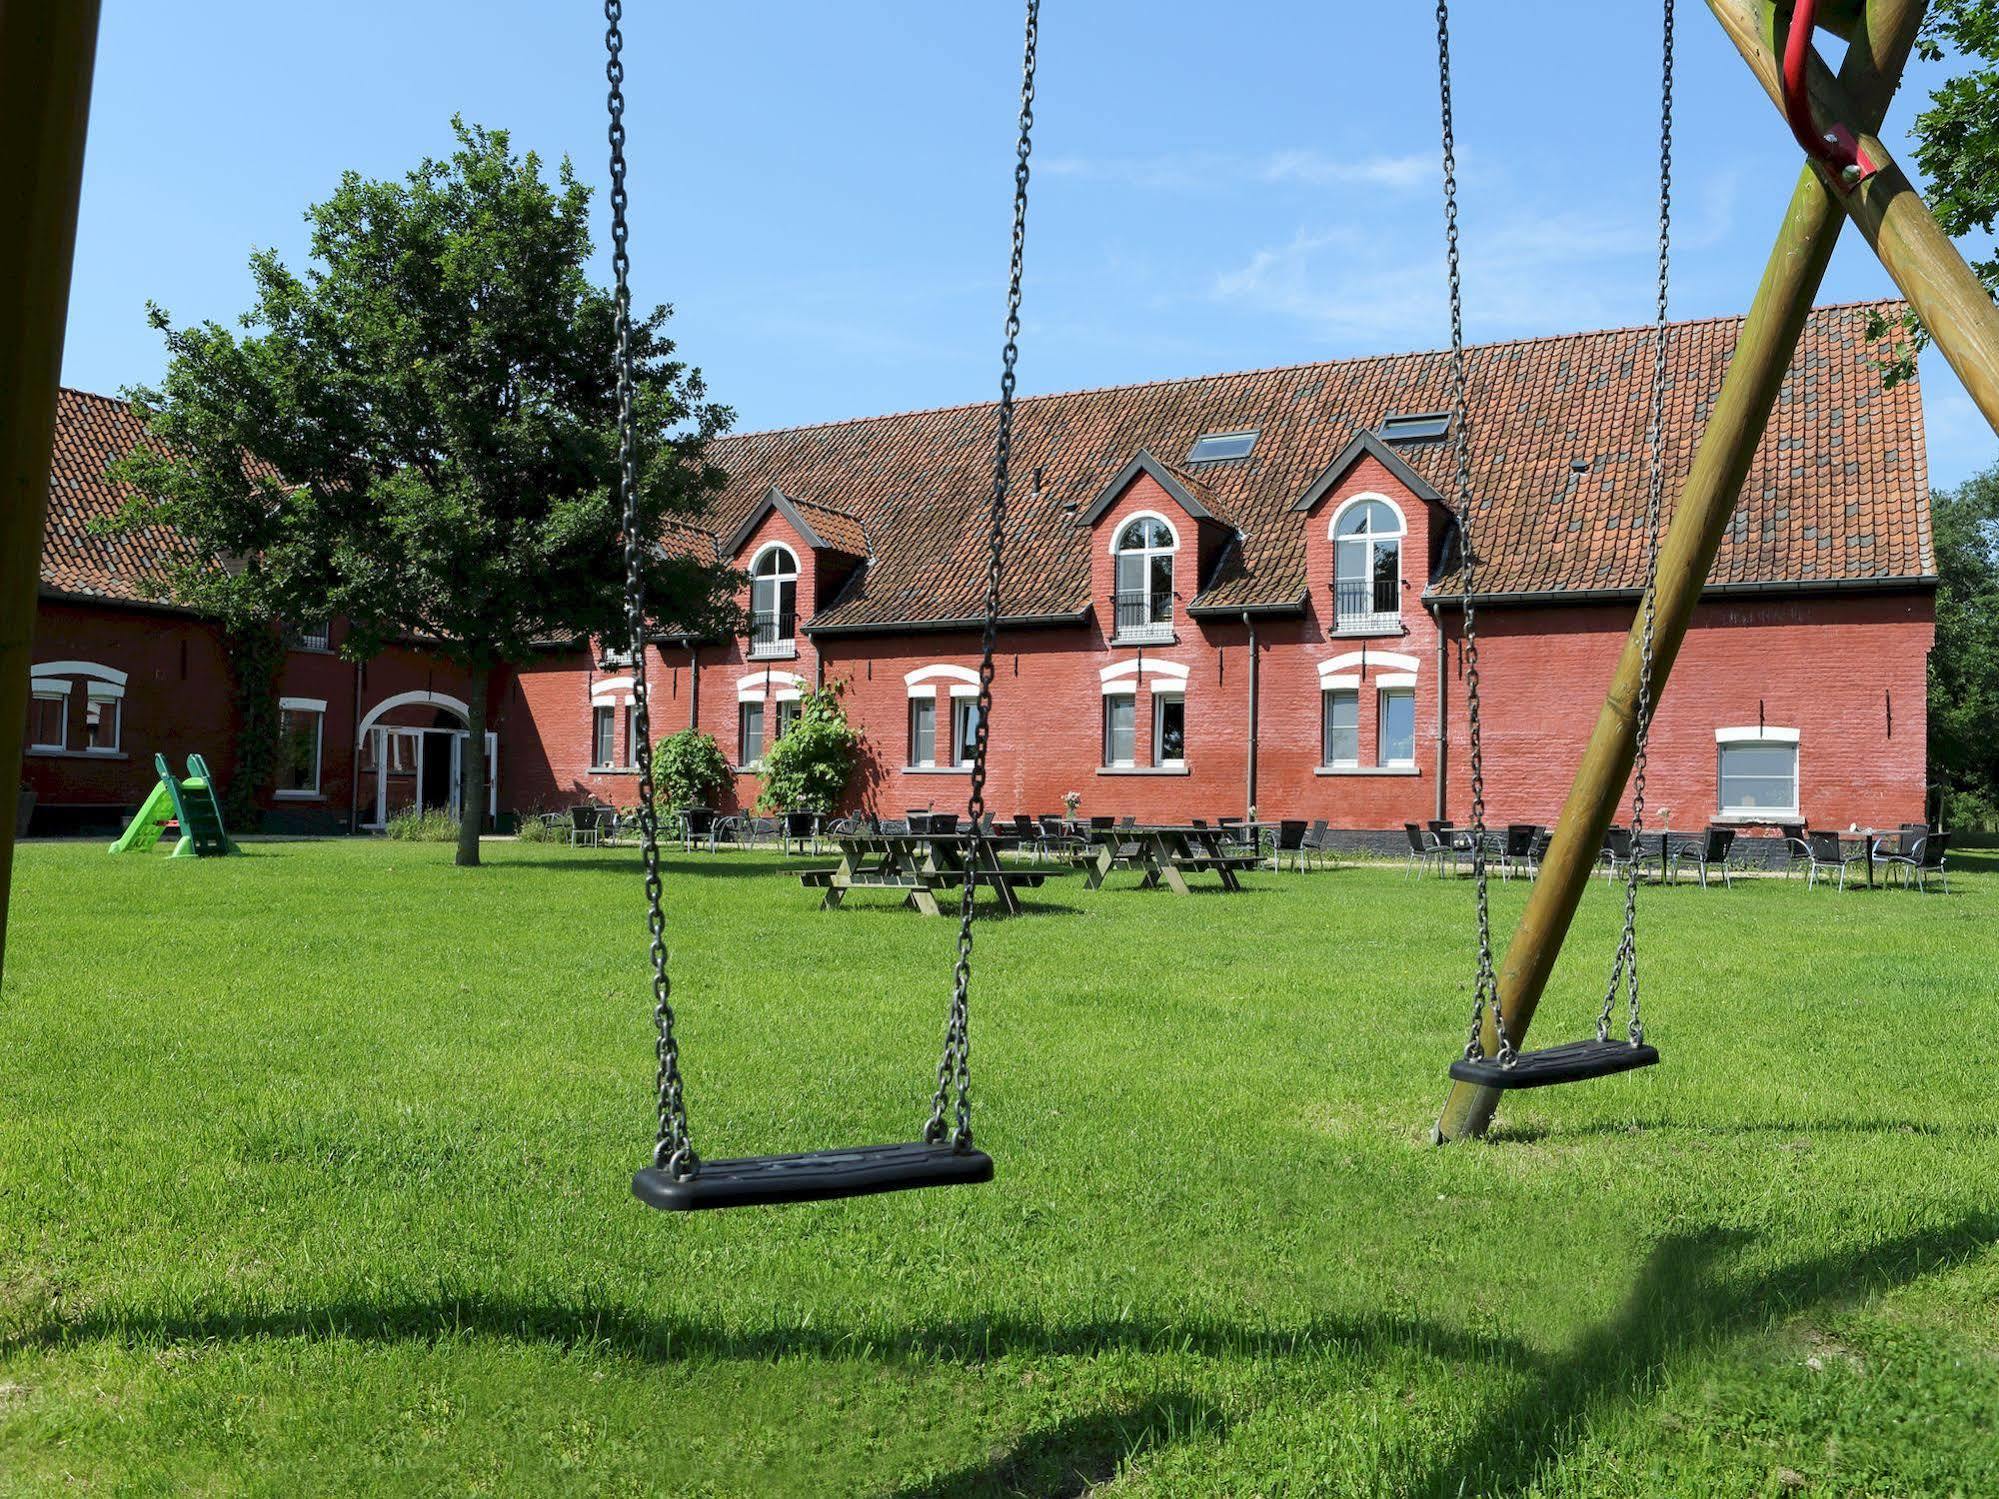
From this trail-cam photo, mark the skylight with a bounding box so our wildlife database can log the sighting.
[1378,411,1452,443]
[1186,429,1258,464]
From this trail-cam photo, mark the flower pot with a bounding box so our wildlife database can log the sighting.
[15,787,36,839]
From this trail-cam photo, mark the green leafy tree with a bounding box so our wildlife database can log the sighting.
[755,683,860,815]
[1929,465,1999,827]
[1866,1,1999,379]
[107,118,736,866]
[654,727,730,812]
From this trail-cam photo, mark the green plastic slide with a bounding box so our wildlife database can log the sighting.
[108,753,240,857]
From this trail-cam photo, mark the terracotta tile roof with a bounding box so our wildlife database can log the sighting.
[701,301,1930,628]
[39,388,207,606]
[786,494,870,556]
[656,517,721,567]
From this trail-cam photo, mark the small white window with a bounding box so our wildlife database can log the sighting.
[278,704,324,796]
[285,619,332,652]
[625,709,638,768]
[1186,430,1258,463]
[1378,411,1452,443]
[27,691,66,751]
[1377,687,1416,766]
[1153,693,1185,767]
[737,701,764,768]
[1322,688,1359,767]
[909,697,937,768]
[1104,695,1137,767]
[84,690,121,753]
[775,699,801,740]
[951,698,981,768]
[1717,731,1799,818]
[593,704,618,768]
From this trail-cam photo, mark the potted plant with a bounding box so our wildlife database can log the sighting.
[16,780,36,838]
[1062,790,1081,825]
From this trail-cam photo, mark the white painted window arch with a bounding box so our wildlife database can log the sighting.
[904,663,982,699]
[1328,492,1406,633]
[1110,511,1179,641]
[590,674,636,706]
[736,667,805,703]
[1099,657,1192,696]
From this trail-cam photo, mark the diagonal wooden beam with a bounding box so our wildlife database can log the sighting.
[1709,0,1999,434]
[1434,0,1929,1143]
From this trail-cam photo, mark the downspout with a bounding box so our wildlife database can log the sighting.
[1242,611,1259,817]
[348,651,364,833]
[689,642,700,735]
[1431,603,1449,823]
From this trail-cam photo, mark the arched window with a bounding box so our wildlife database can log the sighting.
[749,545,799,658]
[1331,496,1404,633]
[1112,514,1176,642]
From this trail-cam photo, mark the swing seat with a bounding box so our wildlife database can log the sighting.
[1449,1037,1660,1090]
[632,1140,994,1212]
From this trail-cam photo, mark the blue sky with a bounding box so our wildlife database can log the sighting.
[63,1,1995,488]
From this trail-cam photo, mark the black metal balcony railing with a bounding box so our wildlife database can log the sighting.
[748,610,796,657]
[1114,589,1172,637]
[1333,576,1400,628]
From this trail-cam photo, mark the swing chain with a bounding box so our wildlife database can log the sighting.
[606,0,695,1179]
[1600,0,1674,1049]
[1437,1,1508,1067]
[926,0,1038,1152]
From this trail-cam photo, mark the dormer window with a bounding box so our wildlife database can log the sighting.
[1330,495,1405,635]
[1112,514,1176,643]
[1378,411,1452,444]
[748,544,799,659]
[1186,430,1258,464]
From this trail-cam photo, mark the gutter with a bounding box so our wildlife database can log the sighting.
[1423,573,1939,608]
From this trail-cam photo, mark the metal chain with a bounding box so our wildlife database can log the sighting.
[1437,2,1508,1067]
[606,0,695,1179]
[1600,0,1674,1049]
[925,0,1038,1152]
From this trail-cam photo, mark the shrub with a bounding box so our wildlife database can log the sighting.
[757,683,860,815]
[513,805,562,844]
[655,727,731,812]
[383,806,459,842]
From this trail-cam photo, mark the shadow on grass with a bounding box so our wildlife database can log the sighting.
[1496,1117,1999,1144]
[880,1393,1226,1499]
[9,1215,1993,1494]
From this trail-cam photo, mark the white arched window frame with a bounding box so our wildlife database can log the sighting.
[28,660,125,755]
[747,543,800,659]
[1109,511,1179,643]
[1098,658,1191,769]
[1316,652,1419,771]
[1328,493,1406,636]
[905,665,981,770]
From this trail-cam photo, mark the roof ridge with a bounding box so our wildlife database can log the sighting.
[714,299,1912,446]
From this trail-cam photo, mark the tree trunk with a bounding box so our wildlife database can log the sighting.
[455,658,489,868]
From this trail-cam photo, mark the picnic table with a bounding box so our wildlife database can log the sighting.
[799,830,1054,915]
[1069,824,1260,894]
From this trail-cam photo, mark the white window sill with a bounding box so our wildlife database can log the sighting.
[272,790,325,801]
[747,643,799,661]
[1330,618,1406,638]
[1717,810,1800,824]
[590,766,639,775]
[734,764,763,774]
[1112,629,1176,647]
[26,747,127,760]
[905,765,971,775]
[1097,765,1190,776]
[1315,764,1419,776]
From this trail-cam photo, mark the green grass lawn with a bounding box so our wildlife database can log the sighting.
[2,837,1995,1496]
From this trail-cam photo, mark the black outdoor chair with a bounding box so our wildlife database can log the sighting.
[1797,829,1863,890]
[781,810,818,854]
[1010,813,1040,859]
[1600,827,1637,882]
[1404,822,1448,879]
[1500,823,1539,880]
[927,811,960,836]
[679,806,717,851]
[1269,818,1310,872]
[1527,826,1553,876]
[567,804,602,847]
[906,810,932,835]
[1673,825,1736,888]
[1301,818,1334,870]
[1089,815,1115,832]
[1878,830,1951,892]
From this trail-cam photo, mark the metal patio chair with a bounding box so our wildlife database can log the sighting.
[1672,825,1736,888]
[1404,822,1448,879]
[1877,830,1950,892]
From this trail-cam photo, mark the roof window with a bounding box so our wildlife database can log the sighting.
[1186,429,1258,464]
[1378,411,1452,443]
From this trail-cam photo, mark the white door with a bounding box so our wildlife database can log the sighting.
[449,731,499,824]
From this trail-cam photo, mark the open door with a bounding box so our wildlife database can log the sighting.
[449,731,499,828]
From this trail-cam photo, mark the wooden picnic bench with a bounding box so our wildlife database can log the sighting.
[1070,825,1259,894]
[800,831,1053,915]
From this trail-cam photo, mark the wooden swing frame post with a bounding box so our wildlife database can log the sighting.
[1436,0,1946,1143]
[0,2,102,988]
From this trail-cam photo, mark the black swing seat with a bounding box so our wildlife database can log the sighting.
[1449,1037,1660,1090]
[633,1140,994,1212]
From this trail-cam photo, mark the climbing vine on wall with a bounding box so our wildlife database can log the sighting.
[223,620,285,828]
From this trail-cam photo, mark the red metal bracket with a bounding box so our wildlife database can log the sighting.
[1782,0,1878,189]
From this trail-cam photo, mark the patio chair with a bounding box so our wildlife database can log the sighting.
[906,809,932,835]
[1673,825,1736,888]
[1600,826,1637,882]
[927,811,960,836]
[1869,823,1927,881]
[1499,824,1539,881]
[1404,822,1448,879]
[1877,830,1950,892]
[1527,826,1553,877]
[1301,818,1334,870]
[781,810,818,854]
[679,806,717,851]
[1800,829,1864,890]
[1263,818,1305,871]
[1010,813,1040,860]
[567,804,602,848]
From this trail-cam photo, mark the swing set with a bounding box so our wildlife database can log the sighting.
[2,2,1996,1210]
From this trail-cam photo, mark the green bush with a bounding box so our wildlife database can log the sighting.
[383,806,459,842]
[757,682,860,815]
[513,805,562,844]
[655,727,731,811]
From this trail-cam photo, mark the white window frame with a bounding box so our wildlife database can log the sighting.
[592,703,619,769]
[1321,686,1360,768]
[1109,511,1178,644]
[1377,685,1417,767]
[1715,726,1801,820]
[747,543,800,659]
[908,695,938,769]
[1103,692,1138,768]
[775,698,801,740]
[951,696,981,769]
[82,687,122,755]
[1328,493,1406,636]
[1152,691,1186,768]
[737,700,765,770]
[274,696,327,799]
[27,683,69,752]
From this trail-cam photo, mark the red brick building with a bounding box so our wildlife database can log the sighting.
[25,303,1934,845]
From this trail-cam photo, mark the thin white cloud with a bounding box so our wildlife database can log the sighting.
[1039,149,1435,195]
